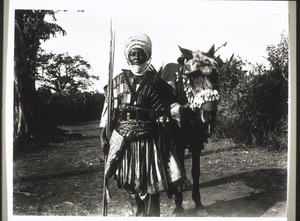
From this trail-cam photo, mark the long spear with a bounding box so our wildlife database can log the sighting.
[102,19,115,217]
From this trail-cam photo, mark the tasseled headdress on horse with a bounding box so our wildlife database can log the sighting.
[178,45,220,113]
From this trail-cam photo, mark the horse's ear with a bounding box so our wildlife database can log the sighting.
[206,45,215,57]
[178,46,193,61]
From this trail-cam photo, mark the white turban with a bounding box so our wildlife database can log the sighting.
[124,33,152,62]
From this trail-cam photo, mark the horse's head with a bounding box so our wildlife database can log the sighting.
[178,45,220,122]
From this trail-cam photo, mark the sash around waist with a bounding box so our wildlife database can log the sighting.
[115,119,154,138]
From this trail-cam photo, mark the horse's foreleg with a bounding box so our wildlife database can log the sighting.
[191,142,204,210]
[173,143,185,213]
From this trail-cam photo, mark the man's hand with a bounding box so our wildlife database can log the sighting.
[170,103,181,126]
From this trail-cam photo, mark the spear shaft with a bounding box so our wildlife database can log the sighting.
[102,19,115,216]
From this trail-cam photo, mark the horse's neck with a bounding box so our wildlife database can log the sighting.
[174,72,189,105]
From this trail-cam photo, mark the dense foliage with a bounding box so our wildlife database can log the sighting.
[38,89,105,124]
[214,34,288,151]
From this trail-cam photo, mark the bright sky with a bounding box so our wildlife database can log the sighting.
[13,0,289,92]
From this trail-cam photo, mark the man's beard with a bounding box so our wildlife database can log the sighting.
[129,62,150,76]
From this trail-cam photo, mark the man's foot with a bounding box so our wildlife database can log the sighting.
[134,194,145,216]
[135,210,144,217]
[173,206,184,214]
[178,178,192,191]
[173,206,184,217]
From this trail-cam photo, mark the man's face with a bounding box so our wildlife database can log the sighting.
[128,48,147,65]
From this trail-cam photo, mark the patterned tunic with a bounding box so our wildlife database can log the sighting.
[101,69,183,197]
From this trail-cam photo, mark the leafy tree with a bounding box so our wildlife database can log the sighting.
[36,50,99,94]
[218,54,248,95]
[266,33,289,82]
[14,10,66,144]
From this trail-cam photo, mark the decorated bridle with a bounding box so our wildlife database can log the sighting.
[177,46,220,112]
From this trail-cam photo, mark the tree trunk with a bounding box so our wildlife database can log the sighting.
[14,17,29,141]
[14,11,52,145]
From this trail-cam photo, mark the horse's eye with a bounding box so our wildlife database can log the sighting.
[203,59,210,65]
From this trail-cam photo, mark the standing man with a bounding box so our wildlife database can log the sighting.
[100,33,183,216]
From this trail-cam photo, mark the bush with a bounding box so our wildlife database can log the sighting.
[213,34,288,151]
[212,55,247,140]
[234,71,287,150]
[38,91,105,124]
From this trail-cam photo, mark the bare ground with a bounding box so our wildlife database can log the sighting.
[13,121,287,217]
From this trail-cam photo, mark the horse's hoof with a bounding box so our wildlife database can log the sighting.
[195,202,205,210]
[194,207,207,216]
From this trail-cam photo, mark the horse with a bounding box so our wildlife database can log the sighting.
[160,45,221,215]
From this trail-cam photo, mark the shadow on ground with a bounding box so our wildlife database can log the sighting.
[178,189,286,217]
[174,168,287,217]
[200,168,287,190]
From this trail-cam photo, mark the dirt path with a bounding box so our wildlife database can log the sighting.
[13,121,287,217]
